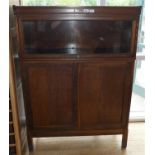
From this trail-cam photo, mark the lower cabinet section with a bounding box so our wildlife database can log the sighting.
[21,60,133,150]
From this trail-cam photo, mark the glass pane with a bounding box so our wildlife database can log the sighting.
[22,20,132,54]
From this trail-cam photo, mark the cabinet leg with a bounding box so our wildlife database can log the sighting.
[122,129,128,148]
[27,131,33,151]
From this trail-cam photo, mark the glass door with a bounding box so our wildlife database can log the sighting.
[22,20,132,55]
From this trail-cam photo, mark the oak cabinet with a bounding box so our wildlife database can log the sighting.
[13,6,141,150]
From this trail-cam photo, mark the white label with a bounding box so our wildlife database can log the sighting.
[74,9,95,13]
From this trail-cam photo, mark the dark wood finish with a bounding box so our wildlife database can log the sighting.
[122,128,128,148]
[13,6,141,151]
[78,62,131,129]
[23,62,77,129]
[13,6,141,20]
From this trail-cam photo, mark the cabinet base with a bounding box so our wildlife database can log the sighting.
[27,128,128,151]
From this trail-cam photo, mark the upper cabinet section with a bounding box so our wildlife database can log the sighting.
[13,6,141,59]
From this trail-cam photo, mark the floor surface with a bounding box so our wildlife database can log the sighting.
[29,123,145,155]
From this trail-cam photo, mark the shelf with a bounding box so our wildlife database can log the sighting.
[25,48,129,55]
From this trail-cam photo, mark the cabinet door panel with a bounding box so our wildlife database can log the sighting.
[79,62,130,129]
[23,62,77,129]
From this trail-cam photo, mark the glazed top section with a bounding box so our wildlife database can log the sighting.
[13,6,141,58]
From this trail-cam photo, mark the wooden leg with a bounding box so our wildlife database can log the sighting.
[122,129,128,149]
[27,131,33,151]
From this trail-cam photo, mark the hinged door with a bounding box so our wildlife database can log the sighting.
[78,61,133,129]
[22,62,78,130]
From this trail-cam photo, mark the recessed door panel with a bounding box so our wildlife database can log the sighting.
[79,62,130,129]
[23,62,77,129]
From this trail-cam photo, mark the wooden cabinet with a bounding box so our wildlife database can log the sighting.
[13,6,141,150]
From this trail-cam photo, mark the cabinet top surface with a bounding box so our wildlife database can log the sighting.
[13,6,141,16]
